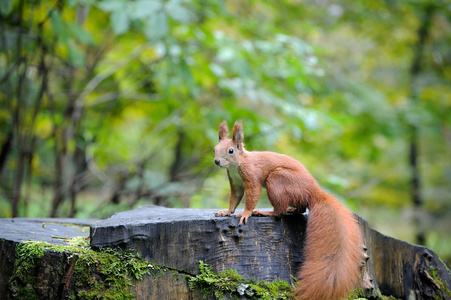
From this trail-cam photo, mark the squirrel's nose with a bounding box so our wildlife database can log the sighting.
[214,159,220,166]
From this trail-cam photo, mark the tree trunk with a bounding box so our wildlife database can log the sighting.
[0,128,13,177]
[408,4,434,246]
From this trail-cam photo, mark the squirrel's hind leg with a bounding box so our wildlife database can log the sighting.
[265,169,299,215]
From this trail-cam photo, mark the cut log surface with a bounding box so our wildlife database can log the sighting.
[0,218,93,244]
[90,206,307,284]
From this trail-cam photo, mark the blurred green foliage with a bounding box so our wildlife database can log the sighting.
[0,0,450,262]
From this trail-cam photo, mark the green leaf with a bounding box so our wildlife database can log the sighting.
[50,10,68,43]
[153,10,169,37]
[165,0,194,23]
[209,63,226,77]
[179,58,198,98]
[98,0,131,35]
[67,22,95,45]
[67,41,85,67]
[97,0,125,12]
[143,171,166,189]
[110,10,130,34]
[129,0,162,19]
[144,10,168,40]
[0,0,12,16]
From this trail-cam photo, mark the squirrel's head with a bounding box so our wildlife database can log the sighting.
[214,121,244,169]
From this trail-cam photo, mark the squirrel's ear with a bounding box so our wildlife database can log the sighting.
[232,121,243,148]
[218,121,229,141]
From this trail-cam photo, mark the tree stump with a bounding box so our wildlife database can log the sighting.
[91,205,451,299]
[0,207,450,299]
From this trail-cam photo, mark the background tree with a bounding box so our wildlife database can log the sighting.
[0,0,450,263]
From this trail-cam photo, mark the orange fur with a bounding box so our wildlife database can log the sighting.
[214,121,363,300]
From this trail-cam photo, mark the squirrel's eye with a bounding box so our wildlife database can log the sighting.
[228,148,234,154]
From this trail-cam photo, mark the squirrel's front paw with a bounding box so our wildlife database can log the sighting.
[215,210,232,217]
[234,211,251,225]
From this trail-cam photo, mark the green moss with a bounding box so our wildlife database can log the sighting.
[439,258,451,274]
[188,261,292,299]
[9,238,155,299]
[346,287,401,300]
[347,288,365,299]
[9,241,48,299]
[249,280,292,300]
[428,266,451,297]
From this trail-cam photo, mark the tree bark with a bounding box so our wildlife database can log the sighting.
[10,0,27,218]
[0,128,13,177]
[408,4,435,246]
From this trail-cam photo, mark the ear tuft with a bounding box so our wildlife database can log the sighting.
[232,121,243,146]
[218,121,229,141]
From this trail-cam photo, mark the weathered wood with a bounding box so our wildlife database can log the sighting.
[91,206,306,285]
[360,217,451,299]
[0,239,16,296]
[133,270,212,300]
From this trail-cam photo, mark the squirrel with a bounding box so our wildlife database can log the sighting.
[213,120,363,300]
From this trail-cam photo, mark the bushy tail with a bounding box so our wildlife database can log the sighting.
[294,191,363,300]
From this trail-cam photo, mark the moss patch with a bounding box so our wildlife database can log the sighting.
[187,262,405,300]
[348,287,402,300]
[188,261,293,300]
[440,258,451,274]
[428,266,451,298]
[9,238,156,299]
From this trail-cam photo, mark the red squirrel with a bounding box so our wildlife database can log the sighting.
[213,121,363,300]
